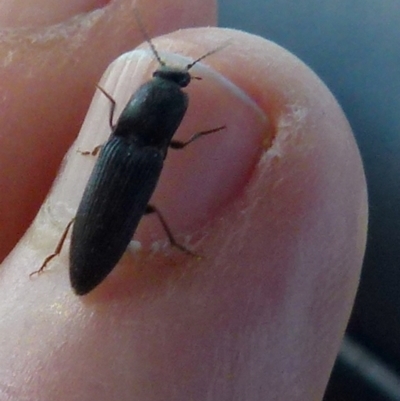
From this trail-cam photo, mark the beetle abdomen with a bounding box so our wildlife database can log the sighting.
[70,136,163,295]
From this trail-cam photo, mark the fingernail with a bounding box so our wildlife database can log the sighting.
[0,0,110,28]
[38,48,269,249]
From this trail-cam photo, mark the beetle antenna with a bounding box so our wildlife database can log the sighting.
[133,9,165,67]
[186,41,230,70]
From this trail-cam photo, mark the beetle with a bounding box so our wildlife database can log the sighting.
[34,22,226,295]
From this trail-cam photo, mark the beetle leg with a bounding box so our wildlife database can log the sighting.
[77,85,116,156]
[78,144,103,156]
[170,125,225,149]
[96,84,117,130]
[31,218,75,277]
[145,205,200,258]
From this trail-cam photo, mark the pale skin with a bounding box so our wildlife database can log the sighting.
[0,1,367,400]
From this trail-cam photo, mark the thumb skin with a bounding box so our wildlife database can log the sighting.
[0,28,367,401]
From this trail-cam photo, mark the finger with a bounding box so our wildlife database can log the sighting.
[1,27,367,401]
[0,0,216,261]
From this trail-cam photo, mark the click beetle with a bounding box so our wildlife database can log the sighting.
[35,20,226,295]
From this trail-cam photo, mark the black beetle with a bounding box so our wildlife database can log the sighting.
[34,25,226,295]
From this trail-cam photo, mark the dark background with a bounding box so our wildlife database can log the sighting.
[219,1,400,400]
